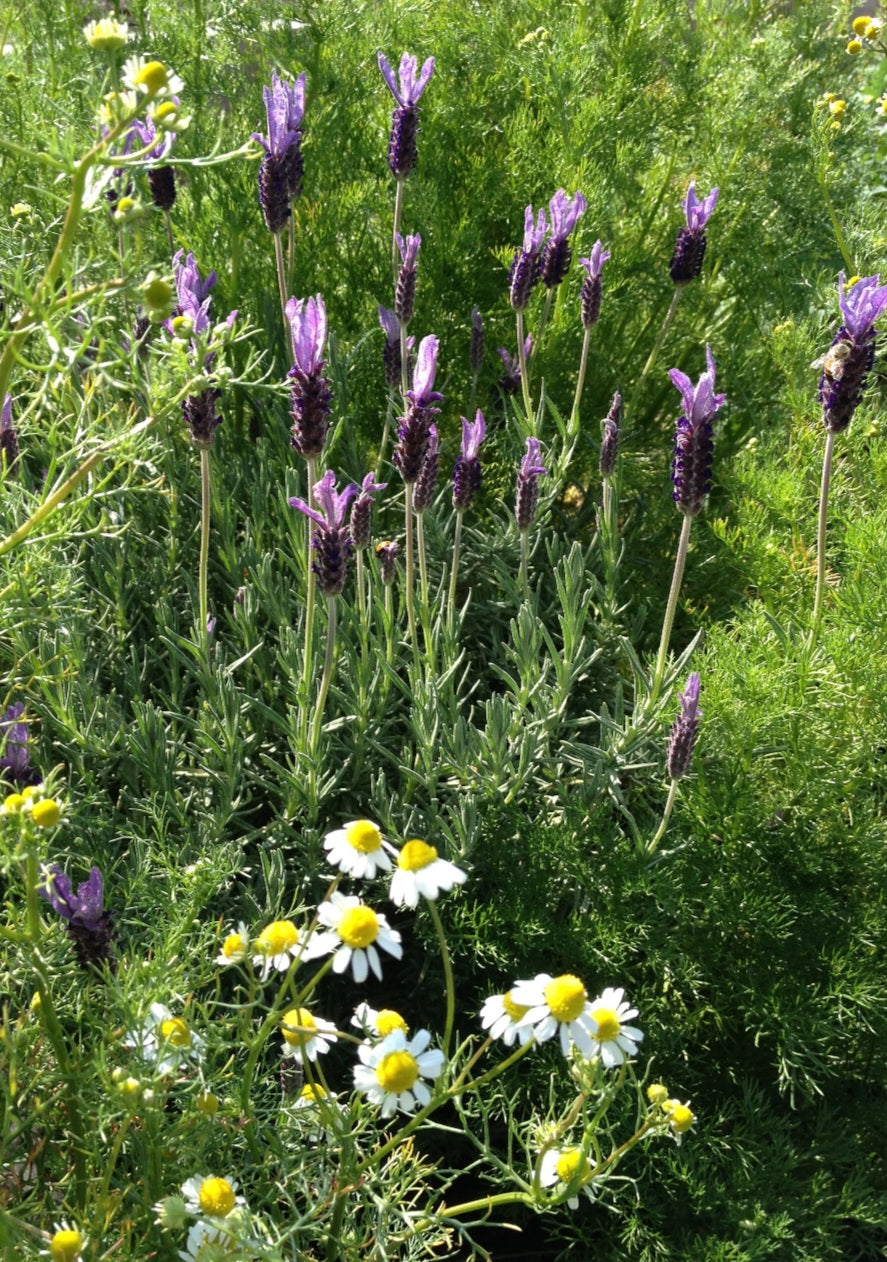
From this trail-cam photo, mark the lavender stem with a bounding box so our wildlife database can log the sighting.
[812,428,837,640]
[448,509,464,613]
[199,447,211,651]
[650,512,693,706]
[626,289,682,425]
[274,232,289,329]
[310,597,337,752]
[516,310,534,428]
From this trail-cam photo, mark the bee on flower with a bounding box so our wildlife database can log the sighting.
[389,839,467,908]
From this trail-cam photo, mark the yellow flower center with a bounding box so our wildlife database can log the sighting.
[134,60,170,94]
[853,15,871,34]
[31,799,61,828]
[502,990,530,1022]
[376,1009,408,1036]
[376,1049,419,1094]
[670,1104,694,1133]
[281,1008,316,1046]
[84,18,128,51]
[2,793,25,812]
[198,1176,236,1216]
[337,905,379,948]
[256,920,299,957]
[196,1092,218,1116]
[222,932,246,958]
[299,1083,328,1102]
[398,839,437,871]
[647,1082,669,1106]
[159,1017,191,1048]
[543,974,587,1023]
[50,1229,85,1261]
[555,1148,586,1183]
[344,819,383,853]
[590,1005,621,1043]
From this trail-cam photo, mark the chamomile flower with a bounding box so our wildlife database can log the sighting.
[664,1098,696,1145]
[293,1082,343,1140]
[47,1224,87,1261]
[351,1002,410,1039]
[585,987,643,1067]
[215,922,249,966]
[301,892,402,983]
[122,55,184,99]
[125,1003,205,1073]
[354,1027,445,1117]
[511,973,596,1057]
[280,1007,337,1064]
[252,919,302,978]
[388,839,467,908]
[83,18,129,51]
[177,1217,241,1260]
[323,818,396,878]
[480,988,535,1047]
[539,1146,595,1209]
[181,1175,245,1220]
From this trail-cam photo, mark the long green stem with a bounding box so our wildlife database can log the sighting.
[198,446,211,649]
[310,597,337,751]
[811,429,837,641]
[624,288,681,428]
[530,288,553,369]
[376,390,395,478]
[274,231,290,329]
[404,483,420,668]
[448,510,464,614]
[650,512,693,707]
[428,900,456,1057]
[391,179,405,287]
[516,310,534,430]
[300,457,318,744]
[569,326,592,440]
[519,529,529,598]
[646,779,679,855]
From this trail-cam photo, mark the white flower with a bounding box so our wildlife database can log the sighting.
[351,1002,410,1039]
[301,892,402,983]
[353,1028,445,1117]
[511,973,595,1057]
[292,1082,343,1140]
[214,922,249,966]
[122,55,184,99]
[280,1007,337,1064]
[664,1098,696,1145]
[124,1003,205,1073]
[323,818,396,878]
[181,1175,245,1220]
[83,18,129,50]
[45,1222,87,1261]
[539,1146,595,1209]
[585,987,643,1067]
[252,919,302,978]
[388,839,467,908]
[480,989,535,1047]
[177,1217,242,1261]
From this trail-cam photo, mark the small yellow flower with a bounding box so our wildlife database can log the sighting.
[112,196,142,224]
[123,56,184,99]
[1,792,26,813]
[141,273,175,322]
[852,15,871,36]
[829,99,847,119]
[846,39,863,55]
[879,95,887,116]
[49,1226,86,1261]
[866,19,883,39]
[11,202,31,218]
[31,799,61,828]
[196,1091,219,1116]
[83,18,129,51]
[647,1082,669,1106]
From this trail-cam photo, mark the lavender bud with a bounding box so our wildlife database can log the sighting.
[412,424,439,512]
[669,347,725,516]
[599,392,622,478]
[453,410,486,513]
[39,865,117,974]
[539,237,572,289]
[375,539,399,585]
[183,388,222,449]
[470,306,484,377]
[515,437,547,531]
[393,408,432,484]
[1,393,20,477]
[289,368,332,458]
[311,526,353,596]
[396,264,417,325]
[147,165,176,212]
[666,672,702,780]
[284,141,304,202]
[258,153,292,235]
[817,274,887,434]
[349,474,387,549]
[378,53,434,180]
[669,227,707,285]
[388,105,419,179]
[508,249,540,312]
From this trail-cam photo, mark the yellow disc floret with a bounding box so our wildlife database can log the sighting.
[337,905,379,948]
[647,1082,669,1106]
[846,39,863,54]
[555,1148,586,1183]
[344,819,383,853]
[502,990,530,1022]
[589,1003,621,1043]
[853,15,871,35]
[221,931,247,959]
[281,1008,316,1046]
[670,1103,695,1133]
[255,920,299,957]
[398,839,437,871]
[50,1229,85,1262]
[31,799,61,828]
[543,974,587,1023]
[376,1009,408,1036]
[376,1049,419,1094]
[299,1083,328,1102]
[198,1176,236,1217]
[159,1017,191,1048]
[133,60,171,95]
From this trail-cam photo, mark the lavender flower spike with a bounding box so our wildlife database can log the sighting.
[508,205,549,311]
[498,337,532,395]
[540,189,587,289]
[819,273,887,434]
[406,334,442,410]
[171,250,216,335]
[599,391,622,477]
[395,233,422,326]
[378,52,435,180]
[379,306,412,387]
[253,71,306,232]
[39,864,116,972]
[394,334,442,483]
[579,240,611,329]
[666,672,702,780]
[453,410,486,512]
[350,473,388,550]
[0,702,35,785]
[670,181,718,285]
[169,252,233,449]
[287,295,332,458]
[1,393,19,476]
[289,469,359,596]
[515,437,547,531]
[132,114,176,210]
[669,345,726,516]
[413,423,439,513]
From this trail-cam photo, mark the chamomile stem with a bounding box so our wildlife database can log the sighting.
[428,899,456,1056]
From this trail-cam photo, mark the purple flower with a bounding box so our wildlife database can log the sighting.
[670,182,718,285]
[39,864,116,972]
[470,306,484,377]
[171,250,217,336]
[666,672,702,780]
[350,473,387,549]
[413,423,439,513]
[378,52,435,180]
[132,115,177,210]
[508,206,549,311]
[394,335,442,483]
[819,273,887,434]
[515,437,547,531]
[669,345,726,515]
[599,391,622,477]
[1,393,20,477]
[289,470,359,596]
[379,306,412,388]
[286,295,332,458]
[497,337,532,395]
[0,702,35,785]
[540,189,586,288]
[453,410,486,512]
[395,233,421,326]
[182,388,222,449]
[253,71,307,232]
[579,240,611,329]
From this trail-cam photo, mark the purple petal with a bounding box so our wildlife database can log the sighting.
[412,334,439,400]
[461,410,486,460]
[378,53,402,106]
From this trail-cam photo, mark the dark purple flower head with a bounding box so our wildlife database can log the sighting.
[183,388,222,449]
[132,114,175,161]
[599,391,622,477]
[453,410,486,512]
[666,671,702,780]
[350,472,387,549]
[0,702,34,785]
[515,437,547,531]
[819,274,887,434]
[579,240,611,329]
[395,335,442,482]
[470,306,484,377]
[289,470,359,597]
[669,345,726,515]
[413,423,439,513]
[287,296,331,457]
[375,539,399,585]
[379,306,399,343]
[379,52,434,180]
[508,206,549,311]
[379,306,412,387]
[1,393,19,477]
[497,337,531,395]
[39,864,116,972]
[670,182,718,285]
[378,52,435,108]
[395,233,421,326]
[540,189,586,289]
